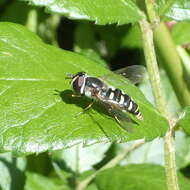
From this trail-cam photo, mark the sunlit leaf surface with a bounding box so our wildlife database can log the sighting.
[0,22,168,155]
[158,0,190,21]
[25,172,70,190]
[21,0,144,24]
[95,164,190,190]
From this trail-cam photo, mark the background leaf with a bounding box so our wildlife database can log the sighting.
[158,0,190,21]
[0,1,32,25]
[140,69,181,118]
[52,143,111,173]
[116,131,190,169]
[177,106,190,134]
[0,153,26,190]
[175,131,190,169]
[24,172,69,190]
[21,0,144,25]
[0,22,168,155]
[74,23,108,68]
[95,164,190,190]
[171,21,190,45]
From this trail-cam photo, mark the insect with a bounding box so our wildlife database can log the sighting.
[65,66,145,124]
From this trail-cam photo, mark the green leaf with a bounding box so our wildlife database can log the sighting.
[175,131,190,169]
[1,1,60,45]
[86,183,99,190]
[116,139,164,166]
[94,24,132,57]
[74,23,98,52]
[74,23,108,68]
[158,0,190,21]
[171,21,190,45]
[21,0,144,25]
[52,161,72,183]
[27,153,52,174]
[121,24,143,49]
[24,172,70,190]
[177,106,190,134]
[0,22,168,155]
[140,69,181,118]
[75,48,108,68]
[0,1,32,25]
[95,164,190,190]
[116,131,190,169]
[75,23,143,59]
[52,143,111,173]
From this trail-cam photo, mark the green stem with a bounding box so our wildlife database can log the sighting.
[75,144,80,174]
[164,128,179,190]
[154,23,190,107]
[48,14,60,46]
[139,18,179,190]
[75,140,144,190]
[176,46,190,77]
[145,0,158,23]
[139,19,166,115]
[26,9,38,33]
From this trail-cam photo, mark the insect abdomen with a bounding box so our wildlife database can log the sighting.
[123,94,143,120]
[106,88,143,120]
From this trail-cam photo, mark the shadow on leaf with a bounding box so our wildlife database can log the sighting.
[54,89,109,115]
[55,89,138,133]
[0,158,25,190]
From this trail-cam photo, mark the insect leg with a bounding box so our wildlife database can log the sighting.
[107,106,122,126]
[83,100,94,112]
[75,100,94,117]
[113,113,122,126]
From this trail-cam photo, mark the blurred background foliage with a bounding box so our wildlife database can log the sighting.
[0,0,190,190]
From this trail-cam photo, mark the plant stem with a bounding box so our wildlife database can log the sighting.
[176,46,190,79]
[139,18,179,190]
[76,144,80,174]
[75,140,144,190]
[145,0,158,23]
[139,19,166,115]
[164,127,179,190]
[143,1,181,189]
[154,23,190,107]
[26,9,38,33]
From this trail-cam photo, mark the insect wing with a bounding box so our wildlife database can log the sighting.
[114,65,146,84]
[103,103,136,133]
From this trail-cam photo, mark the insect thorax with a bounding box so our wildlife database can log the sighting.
[83,77,106,97]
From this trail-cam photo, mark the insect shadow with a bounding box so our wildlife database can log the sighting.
[54,89,115,137]
[54,89,109,116]
[54,89,138,133]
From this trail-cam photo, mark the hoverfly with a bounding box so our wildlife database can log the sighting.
[65,65,146,127]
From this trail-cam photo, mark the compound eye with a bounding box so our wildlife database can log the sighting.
[72,76,85,93]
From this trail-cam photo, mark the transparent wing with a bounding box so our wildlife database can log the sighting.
[103,103,137,133]
[114,65,146,84]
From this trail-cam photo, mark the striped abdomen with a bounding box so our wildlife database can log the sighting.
[105,88,143,120]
